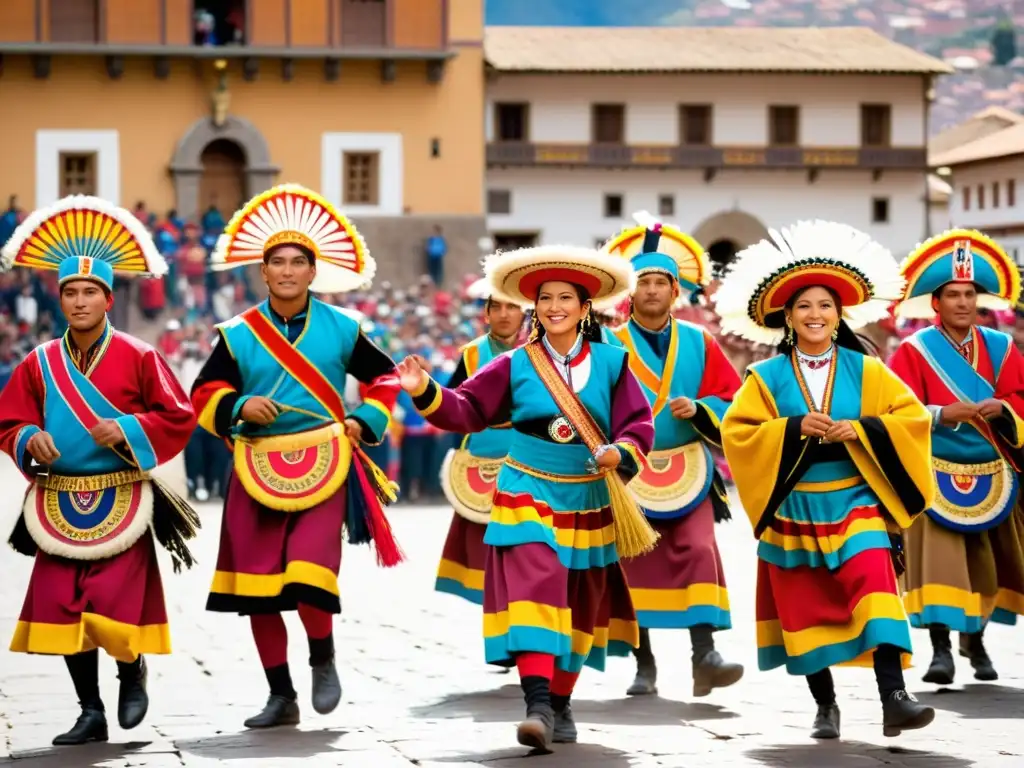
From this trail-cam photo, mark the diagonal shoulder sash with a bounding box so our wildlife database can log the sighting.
[523,342,606,450]
[613,322,679,418]
[241,306,347,423]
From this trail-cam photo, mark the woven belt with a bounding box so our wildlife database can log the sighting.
[35,468,149,492]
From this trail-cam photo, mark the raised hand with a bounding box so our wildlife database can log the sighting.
[397,356,427,393]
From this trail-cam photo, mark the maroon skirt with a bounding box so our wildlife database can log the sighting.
[11,534,169,662]
[435,513,488,605]
[206,471,345,615]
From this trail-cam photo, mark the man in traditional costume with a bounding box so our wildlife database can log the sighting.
[435,276,525,609]
[600,213,743,698]
[396,244,656,752]
[0,196,200,746]
[190,185,402,728]
[718,220,937,739]
[889,229,1024,684]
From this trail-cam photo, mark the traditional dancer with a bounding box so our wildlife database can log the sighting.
[190,184,401,728]
[435,277,525,608]
[601,213,742,698]
[396,244,656,752]
[717,220,937,739]
[0,196,200,745]
[889,229,1024,684]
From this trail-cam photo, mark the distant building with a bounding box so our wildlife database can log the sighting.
[930,107,1024,264]
[0,0,488,285]
[483,26,951,270]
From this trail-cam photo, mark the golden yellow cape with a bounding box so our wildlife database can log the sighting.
[722,355,935,536]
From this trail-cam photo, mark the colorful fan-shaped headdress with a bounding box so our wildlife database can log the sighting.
[211,184,375,294]
[485,244,636,310]
[895,228,1021,318]
[601,211,711,306]
[714,220,904,345]
[0,196,166,291]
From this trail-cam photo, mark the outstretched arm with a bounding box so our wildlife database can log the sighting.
[406,354,513,434]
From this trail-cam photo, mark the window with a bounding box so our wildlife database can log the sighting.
[193,1,247,46]
[59,152,97,197]
[1009,179,1017,207]
[592,104,625,144]
[658,194,675,217]
[494,103,528,142]
[978,184,986,210]
[343,152,379,206]
[993,181,1001,208]
[769,105,800,146]
[963,186,971,211]
[50,0,99,43]
[603,194,623,218]
[679,105,712,145]
[860,104,892,147]
[871,197,889,224]
[487,190,511,215]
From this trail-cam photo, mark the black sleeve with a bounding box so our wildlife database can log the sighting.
[858,416,927,518]
[753,416,819,538]
[347,331,397,385]
[446,356,471,390]
[190,331,245,438]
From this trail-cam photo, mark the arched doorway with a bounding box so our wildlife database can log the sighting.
[199,139,247,221]
[693,210,770,275]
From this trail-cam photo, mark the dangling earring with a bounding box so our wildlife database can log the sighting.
[581,307,594,335]
[786,323,794,345]
[831,325,839,341]
[528,312,541,342]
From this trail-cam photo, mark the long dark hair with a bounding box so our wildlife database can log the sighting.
[775,284,868,356]
[531,282,604,343]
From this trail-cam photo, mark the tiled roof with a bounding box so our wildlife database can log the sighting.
[484,26,953,75]
[930,121,1024,166]
[928,106,1024,158]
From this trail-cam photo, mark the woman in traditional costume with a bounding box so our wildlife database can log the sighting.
[396,245,656,753]
[716,220,937,739]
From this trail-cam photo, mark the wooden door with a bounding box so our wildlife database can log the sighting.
[199,140,246,222]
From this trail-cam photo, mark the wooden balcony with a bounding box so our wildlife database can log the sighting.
[486,142,928,171]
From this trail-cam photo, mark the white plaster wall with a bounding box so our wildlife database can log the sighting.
[486,168,929,258]
[486,73,928,147]
[947,157,1024,232]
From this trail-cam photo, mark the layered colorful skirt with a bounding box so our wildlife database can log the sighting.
[621,496,731,630]
[435,513,488,605]
[903,509,1024,632]
[206,471,345,615]
[11,535,170,662]
[755,468,912,676]
[482,435,638,672]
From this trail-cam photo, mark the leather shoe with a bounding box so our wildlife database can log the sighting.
[692,650,744,697]
[52,707,108,746]
[811,704,840,739]
[882,690,935,737]
[626,664,657,696]
[311,656,342,714]
[117,656,149,730]
[244,695,300,729]
[516,703,554,752]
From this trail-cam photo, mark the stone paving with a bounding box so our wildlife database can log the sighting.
[1,457,1022,766]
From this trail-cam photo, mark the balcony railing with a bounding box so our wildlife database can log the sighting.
[486,142,927,170]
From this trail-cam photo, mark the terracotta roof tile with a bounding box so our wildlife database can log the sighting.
[484,26,953,75]
[930,122,1024,166]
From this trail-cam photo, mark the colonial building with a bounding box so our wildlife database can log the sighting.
[483,26,952,271]
[0,0,486,283]
[930,107,1024,265]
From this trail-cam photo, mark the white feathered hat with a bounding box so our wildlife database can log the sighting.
[713,220,904,345]
[211,183,374,293]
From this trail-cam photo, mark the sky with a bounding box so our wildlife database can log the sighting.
[484,0,703,27]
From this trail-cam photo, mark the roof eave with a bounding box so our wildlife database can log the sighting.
[485,65,952,75]
[0,42,455,60]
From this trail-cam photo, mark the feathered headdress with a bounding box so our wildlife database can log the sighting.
[714,220,904,345]
[601,211,711,307]
[485,244,636,310]
[896,228,1021,318]
[211,184,375,294]
[0,196,166,291]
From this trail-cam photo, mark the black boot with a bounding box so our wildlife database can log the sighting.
[551,694,578,744]
[922,626,955,685]
[308,635,342,715]
[245,664,300,729]
[517,675,554,752]
[52,707,109,746]
[55,651,109,746]
[116,656,149,730]
[690,625,744,697]
[960,630,998,681]
[626,627,658,695]
[806,668,840,739]
[882,690,935,737]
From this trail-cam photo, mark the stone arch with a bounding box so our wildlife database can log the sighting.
[169,115,279,220]
[692,210,770,275]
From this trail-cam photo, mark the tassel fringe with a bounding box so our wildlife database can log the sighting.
[344,446,404,567]
[605,472,659,559]
[150,478,202,574]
